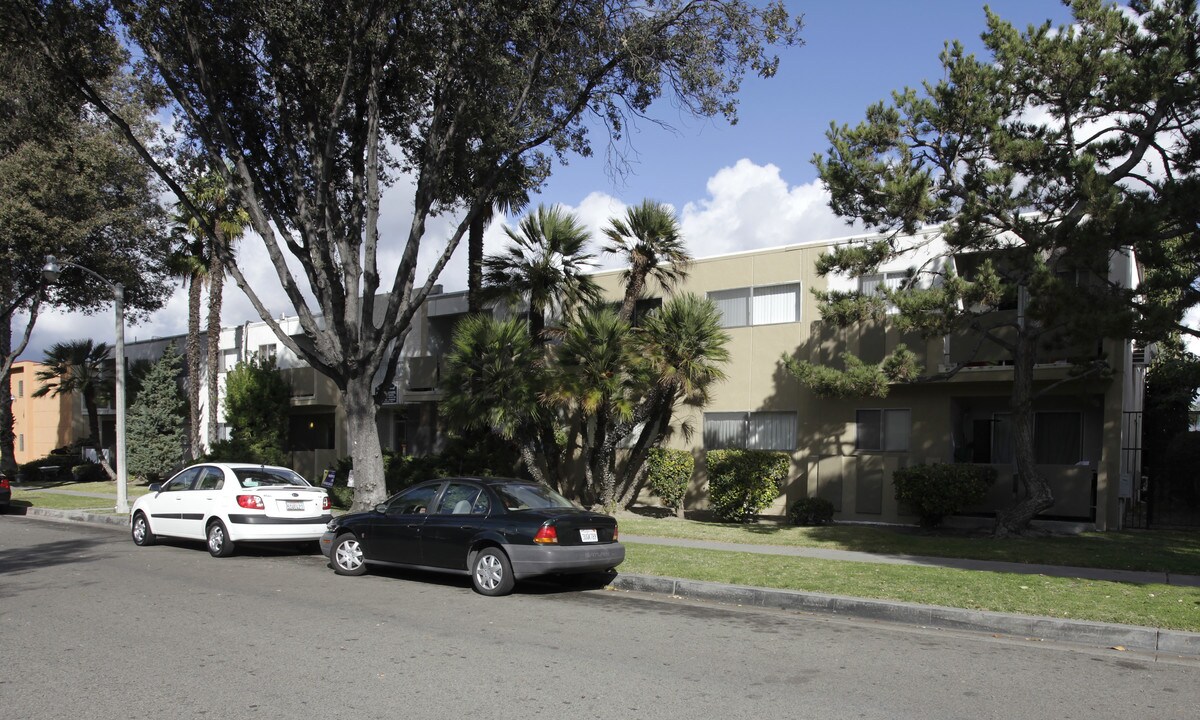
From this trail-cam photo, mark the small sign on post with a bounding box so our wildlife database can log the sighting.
[347,470,356,488]
[321,469,336,488]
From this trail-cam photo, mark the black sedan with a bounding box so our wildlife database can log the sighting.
[320,477,624,596]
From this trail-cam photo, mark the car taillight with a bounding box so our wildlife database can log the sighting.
[613,524,618,541]
[533,524,558,544]
[0,478,9,491]
[322,496,331,510]
[236,494,265,509]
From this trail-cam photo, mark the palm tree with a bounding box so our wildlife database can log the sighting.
[466,169,531,314]
[483,205,602,343]
[166,225,208,460]
[547,307,638,509]
[176,169,250,449]
[33,340,115,477]
[613,293,731,509]
[440,314,565,488]
[603,200,691,322]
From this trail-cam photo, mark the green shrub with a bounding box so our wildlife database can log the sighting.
[1165,432,1200,505]
[19,454,77,482]
[645,448,694,515]
[789,497,835,526]
[71,463,108,483]
[892,463,996,527]
[706,449,790,523]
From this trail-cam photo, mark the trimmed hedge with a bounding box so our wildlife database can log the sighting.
[892,463,996,527]
[706,449,790,523]
[645,448,694,515]
[788,497,835,526]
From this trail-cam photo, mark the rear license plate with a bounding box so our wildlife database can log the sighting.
[580,528,598,543]
[285,500,304,511]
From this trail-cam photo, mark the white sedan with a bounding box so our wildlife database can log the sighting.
[129,462,332,557]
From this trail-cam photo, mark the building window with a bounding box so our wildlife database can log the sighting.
[858,271,908,314]
[221,349,240,372]
[18,434,24,452]
[17,380,23,398]
[990,412,1083,465]
[257,344,277,361]
[703,411,796,451]
[287,413,336,451]
[856,409,911,451]
[707,283,800,328]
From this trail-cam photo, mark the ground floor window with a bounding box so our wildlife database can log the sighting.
[991,411,1083,465]
[288,413,335,451]
[855,409,911,451]
[703,411,796,451]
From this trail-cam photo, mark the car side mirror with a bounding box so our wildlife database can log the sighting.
[149,483,162,493]
[374,503,387,514]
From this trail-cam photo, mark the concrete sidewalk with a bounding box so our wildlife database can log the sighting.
[9,506,1200,659]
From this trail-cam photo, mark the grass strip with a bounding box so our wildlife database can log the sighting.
[622,542,1200,632]
[618,517,1200,575]
[7,495,124,512]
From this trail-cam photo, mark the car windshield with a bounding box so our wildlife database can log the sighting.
[493,483,578,511]
[233,467,309,488]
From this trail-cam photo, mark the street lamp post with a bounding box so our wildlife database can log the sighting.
[42,256,129,515]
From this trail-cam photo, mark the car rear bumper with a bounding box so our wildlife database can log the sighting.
[225,515,331,542]
[504,542,625,579]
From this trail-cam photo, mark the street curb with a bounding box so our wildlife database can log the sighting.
[20,506,129,528]
[609,574,1200,658]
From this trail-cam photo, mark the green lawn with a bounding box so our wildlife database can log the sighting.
[617,516,1200,575]
[623,543,1200,632]
[5,495,123,512]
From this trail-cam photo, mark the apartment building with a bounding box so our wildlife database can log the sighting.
[593,230,1147,531]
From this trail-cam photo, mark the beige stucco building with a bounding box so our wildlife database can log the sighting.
[9,361,89,465]
[593,230,1147,531]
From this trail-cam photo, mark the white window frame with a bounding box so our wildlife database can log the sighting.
[858,271,909,315]
[707,282,801,328]
[704,411,797,451]
[855,408,911,452]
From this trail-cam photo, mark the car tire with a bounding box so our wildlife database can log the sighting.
[206,519,235,558]
[131,512,156,546]
[472,547,515,596]
[331,534,367,576]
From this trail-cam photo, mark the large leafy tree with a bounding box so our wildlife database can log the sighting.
[32,339,114,475]
[15,0,801,510]
[0,8,172,475]
[221,354,290,466]
[788,0,1200,535]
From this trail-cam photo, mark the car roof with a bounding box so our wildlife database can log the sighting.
[422,476,536,486]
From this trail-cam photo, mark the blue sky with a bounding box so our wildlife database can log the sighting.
[42,0,1175,360]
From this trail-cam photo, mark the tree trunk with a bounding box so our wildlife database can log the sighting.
[0,315,15,477]
[206,252,224,448]
[186,277,202,459]
[467,213,485,314]
[83,390,117,480]
[618,269,645,323]
[614,389,674,508]
[345,378,388,512]
[993,330,1054,536]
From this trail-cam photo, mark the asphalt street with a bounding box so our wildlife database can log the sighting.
[2,516,1198,720]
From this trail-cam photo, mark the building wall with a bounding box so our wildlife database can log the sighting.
[9,361,87,464]
[593,231,1135,528]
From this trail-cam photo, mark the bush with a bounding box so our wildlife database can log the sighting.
[71,463,108,483]
[1165,432,1200,504]
[645,448,693,515]
[789,497,835,526]
[19,454,78,482]
[706,449,790,523]
[892,463,996,527]
[200,439,285,466]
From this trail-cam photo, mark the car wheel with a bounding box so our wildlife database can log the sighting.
[472,547,515,596]
[331,534,367,576]
[131,512,156,546]
[206,519,235,557]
